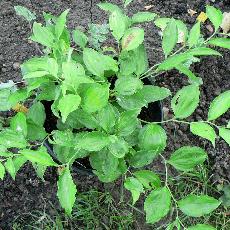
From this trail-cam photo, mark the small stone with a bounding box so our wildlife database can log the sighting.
[1,67,7,72]
[144,5,154,11]
[13,62,20,70]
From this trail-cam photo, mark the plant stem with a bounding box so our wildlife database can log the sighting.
[140,118,221,130]
[160,154,186,229]
[140,63,160,78]
[204,31,218,44]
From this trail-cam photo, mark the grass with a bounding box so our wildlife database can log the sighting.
[12,164,230,230]
[166,164,230,230]
[12,190,135,230]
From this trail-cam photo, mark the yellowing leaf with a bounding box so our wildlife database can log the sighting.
[12,103,28,113]
[197,12,208,23]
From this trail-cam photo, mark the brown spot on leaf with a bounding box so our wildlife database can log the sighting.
[122,33,135,49]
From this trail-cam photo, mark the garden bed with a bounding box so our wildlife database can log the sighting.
[0,0,230,229]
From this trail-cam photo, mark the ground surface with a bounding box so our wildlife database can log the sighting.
[0,0,230,229]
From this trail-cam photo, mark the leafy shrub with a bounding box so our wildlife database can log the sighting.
[1,1,229,229]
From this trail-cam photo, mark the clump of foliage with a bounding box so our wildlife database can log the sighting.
[0,1,229,229]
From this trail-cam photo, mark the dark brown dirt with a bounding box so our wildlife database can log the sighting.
[0,0,230,229]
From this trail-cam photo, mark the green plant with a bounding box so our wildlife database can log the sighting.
[1,1,230,229]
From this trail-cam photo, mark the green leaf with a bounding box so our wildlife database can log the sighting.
[134,170,161,189]
[122,28,145,51]
[81,83,109,113]
[73,29,88,48]
[27,122,47,141]
[22,57,58,79]
[144,187,171,224]
[208,90,230,121]
[27,102,46,127]
[139,85,171,103]
[119,50,137,76]
[23,71,49,79]
[124,0,134,7]
[58,94,81,123]
[83,48,118,77]
[168,146,207,171]
[162,19,178,56]
[219,128,230,146]
[62,62,93,91]
[116,92,147,110]
[0,81,17,111]
[78,131,110,151]
[89,149,125,182]
[20,146,58,166]
[33,163,47,181]
[57,167,77,215]
[133,44,149,76]
[0,146,10,156]
[187,224,216,230]
[24,72,48,80]
[138,124,167,153]
[0,162,5,180]
[190,122,216,146]
[97,2,121,13]
[188,22,201,48]
[0,129,27,149]
[124,177,144,204]
[109,9,126,41]
[117,110,139,136]
[14,5,36,21]
[227,121,230,128]
[8,89,28,106]
[5,158,16,180]
[154,18,171,30]
[129,150,159,168]
[51,130,75,147]
[96,104,116,132]
[27,77,50,92]
[10,112,27,136]
[208,38,230,49]
[176,65,203,85]
[158,53,193,71]
[31,22,55,48]
[108,136,129,158]
[131,12,156,24]
[55,9,69,39]
[206,5,223,31]
[72,109,98,130]
[115,77,143,96]
[171,84,200,119]
[178,194,221,217]
[188,47,221,56]
[166,220,181,230]
[13,155,27,174]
